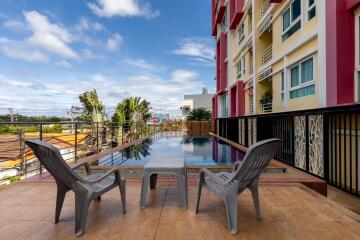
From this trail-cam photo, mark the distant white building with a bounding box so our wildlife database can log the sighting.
[182,88,215,118]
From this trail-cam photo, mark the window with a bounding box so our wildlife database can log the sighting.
[282,0,301,42]
[238,22,245,45]
[236,57,246,79]
[220,93,229,117]
[280,71,285,101]
[219,93,229,117]
[236,59,242,78]
[289,57,315,99]
[221,10,227,33]
[358,72,360,101]
[308,0,316,21]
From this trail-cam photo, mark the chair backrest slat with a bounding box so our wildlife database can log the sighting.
[25,139,81,188]
[231,138,281,191]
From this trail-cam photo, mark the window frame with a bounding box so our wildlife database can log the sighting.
[221,9,228,33]
[307,0,316,21]
[280,71,285,102]
[236,58,242,78]
[282,0,302,42]
[238,22,245,45]
[288,56,315,99]
[220,93,229,117]
[355,13,360,101]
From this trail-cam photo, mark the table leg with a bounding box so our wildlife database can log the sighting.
[177,169,188,209]
[140,172,150,208]
[150,174,158,189]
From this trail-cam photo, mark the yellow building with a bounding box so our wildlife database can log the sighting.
[212,0,360,117]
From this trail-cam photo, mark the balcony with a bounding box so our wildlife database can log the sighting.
[261,44,272,66]
[229,0,245,30]
[258,0,273,38]
[212,0,226,36]
[260,0,271,18]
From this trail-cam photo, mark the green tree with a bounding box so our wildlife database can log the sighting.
[186,108,211,121]
[112,97,151,133]
[79,89,105,122]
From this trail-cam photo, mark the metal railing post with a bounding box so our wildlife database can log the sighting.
[39,123,43,174]
[19,130,26,177]
[121,123,124,144]
[96,122,99,153]
[74,122,78,162]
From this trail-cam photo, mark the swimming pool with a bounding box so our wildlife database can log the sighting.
[93,132,246,167]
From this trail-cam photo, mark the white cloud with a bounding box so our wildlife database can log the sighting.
[88,0,160,19]
[106,33,123,51]
[124,58,156,70]
[55,59,72,68]
[90,73,106,82]
[23,11,79,59]
[172,38,215,64]
[0,67,206,117]
[93,22,104,31]
[2,46,48,63]
[3,20,26,30]
[75,16,104,32]
[0,75,32,87]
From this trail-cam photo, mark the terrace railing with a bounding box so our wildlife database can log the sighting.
[216,104,360,197]
[0,121,161,184]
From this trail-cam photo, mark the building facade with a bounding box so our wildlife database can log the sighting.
[212,0,360,120]
[182,92,215,119]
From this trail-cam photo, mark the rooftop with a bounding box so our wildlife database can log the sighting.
[1,178,359,240]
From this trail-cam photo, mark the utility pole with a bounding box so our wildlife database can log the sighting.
[8,108,16,123]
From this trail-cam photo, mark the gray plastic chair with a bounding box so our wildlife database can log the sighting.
[195,138,281,234]
[25,139,126,237]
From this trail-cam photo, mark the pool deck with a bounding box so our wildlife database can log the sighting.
[0,178,359,240]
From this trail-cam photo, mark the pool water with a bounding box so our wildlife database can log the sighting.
[94,133,246,167]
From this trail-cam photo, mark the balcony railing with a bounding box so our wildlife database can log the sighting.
[261,44,272,66]
[249,63,254,75]
[215,104,360,197]
[260,101,273,113]
[0,121,161,184]
[249,101,254,115]
[260,0,271,18]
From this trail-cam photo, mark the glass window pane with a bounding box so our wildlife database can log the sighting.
[281,72,284,91]
[308,8,316,20]
[282,21,301,42]
[292,0,301,21]
[290,85,315,99]
[358,71,360,101]
[291,66,299,87]
[309,0,315,7]
[301,58,313,83]
[283,9,290,31]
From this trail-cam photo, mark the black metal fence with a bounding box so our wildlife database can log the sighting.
[216,104,360,197]
[0,121,161,184]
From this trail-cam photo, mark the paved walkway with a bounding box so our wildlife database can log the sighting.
[0,180,359,240]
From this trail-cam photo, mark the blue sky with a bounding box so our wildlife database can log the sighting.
[0,0,215,117]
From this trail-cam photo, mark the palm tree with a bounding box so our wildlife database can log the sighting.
[79,89,105,122]
[186,108,211,121]
[111,97,151,143]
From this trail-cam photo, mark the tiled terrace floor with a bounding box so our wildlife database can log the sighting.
[1,179,360,240]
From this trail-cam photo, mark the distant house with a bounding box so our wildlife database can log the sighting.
[151,113,170,123]
[182,89,215,119]
[0,134,89,183]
